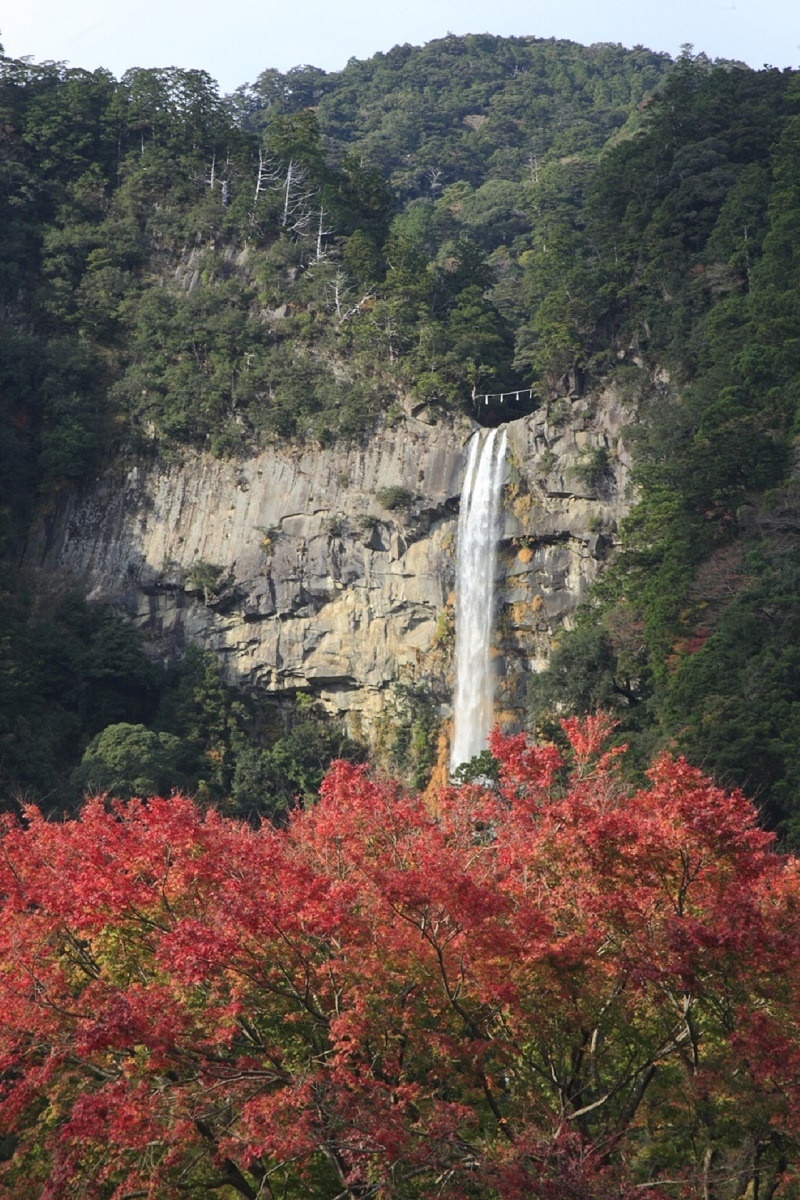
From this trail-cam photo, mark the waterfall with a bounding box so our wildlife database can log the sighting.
[450,426,507,772]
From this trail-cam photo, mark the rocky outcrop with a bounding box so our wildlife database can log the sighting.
[495,387,632,723]
[29,385,633,743]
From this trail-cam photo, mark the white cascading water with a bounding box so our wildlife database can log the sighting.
[450,426,508,771]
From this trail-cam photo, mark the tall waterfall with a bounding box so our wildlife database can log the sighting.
[450,426,507,771]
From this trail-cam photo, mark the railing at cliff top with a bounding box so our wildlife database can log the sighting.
[472,387,534,406]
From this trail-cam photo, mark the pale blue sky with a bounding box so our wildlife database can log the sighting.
[1,0,796,94]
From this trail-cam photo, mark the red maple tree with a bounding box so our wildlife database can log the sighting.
[1,719,799,1198]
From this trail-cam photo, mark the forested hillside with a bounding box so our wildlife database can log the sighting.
[1,33,800,834]
[0,32,673,542]
[526,60,800,834]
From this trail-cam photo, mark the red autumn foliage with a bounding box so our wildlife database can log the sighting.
[1,719,799,1198]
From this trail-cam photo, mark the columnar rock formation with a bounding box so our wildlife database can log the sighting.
[29,385,633,746]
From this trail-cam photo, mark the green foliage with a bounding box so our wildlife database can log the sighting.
[570,444,612,492]
[663,545,800,835]
[0,54,395,490]
[230,699,367,823]
[182,560,231,602]
[70,723,190,800]
[243,35,671,199]
[321,514,346,537]
[529,619,626,720]
[0,573,161,809]
[150,649,366,820]
[375,484,415,511]
[449,748,500,786]
[377,683,439,790]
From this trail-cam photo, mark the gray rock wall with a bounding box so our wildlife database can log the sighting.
[29,385,633,744]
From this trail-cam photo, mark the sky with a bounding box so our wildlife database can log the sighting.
[0,0,796,94]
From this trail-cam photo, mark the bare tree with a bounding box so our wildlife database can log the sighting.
[325,270,376,326]
[423,165,444,196]
[205,154,231,207]
[314,206,334,262]
[279,159,315,234]
[252,150,280,222]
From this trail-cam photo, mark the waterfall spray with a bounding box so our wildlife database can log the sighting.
[450,426,507,772]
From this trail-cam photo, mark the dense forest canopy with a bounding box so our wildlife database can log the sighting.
[237,36,671,195]
[0,31,677,531]
[0,33,800,837]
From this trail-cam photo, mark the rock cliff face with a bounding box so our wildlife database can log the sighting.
[30,385,633,747]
